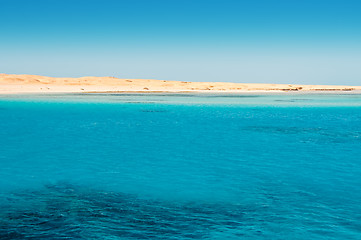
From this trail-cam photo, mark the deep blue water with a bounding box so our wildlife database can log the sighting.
[1,93,361,239]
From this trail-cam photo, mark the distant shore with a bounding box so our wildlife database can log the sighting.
[1,73,361,94]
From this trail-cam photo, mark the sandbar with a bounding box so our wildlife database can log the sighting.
[1,73,360,94]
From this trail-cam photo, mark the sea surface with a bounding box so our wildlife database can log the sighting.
[1,93,361,239]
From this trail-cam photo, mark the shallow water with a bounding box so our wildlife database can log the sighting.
[1,93,361,239]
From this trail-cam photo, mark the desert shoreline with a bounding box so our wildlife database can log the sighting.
[1,73,361,94]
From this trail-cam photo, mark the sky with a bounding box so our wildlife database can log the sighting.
[1,0,361,84]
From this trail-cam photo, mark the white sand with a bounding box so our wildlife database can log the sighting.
[1,73,360,94]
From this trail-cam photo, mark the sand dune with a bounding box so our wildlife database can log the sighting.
[1,73,360,94]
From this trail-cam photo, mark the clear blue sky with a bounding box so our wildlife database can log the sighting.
[1,0,361,84]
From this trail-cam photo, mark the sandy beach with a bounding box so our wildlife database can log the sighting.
[1,73,361,94]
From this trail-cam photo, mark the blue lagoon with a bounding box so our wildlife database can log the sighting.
[1,93,361,239]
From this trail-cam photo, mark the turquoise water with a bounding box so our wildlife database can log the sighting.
[1,93,361,239]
